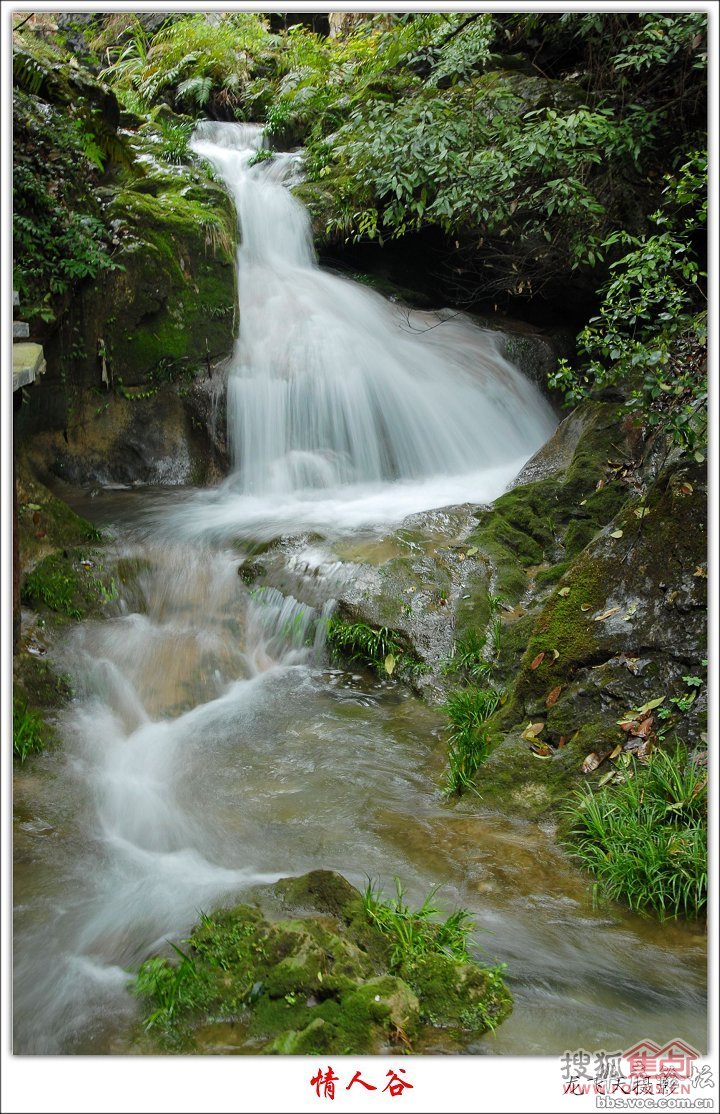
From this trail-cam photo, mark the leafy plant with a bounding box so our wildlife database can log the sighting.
[135,943,210,1030]
[362,878,474,969]
[325,617,405,674]
[444,687,502,795]
[564,744,707,918]
[153,117,194,164]
[443,630,492,683]
[550,150,707,456]
[12,699,46,762]
[99,13,275,117]
[13,89,122,321]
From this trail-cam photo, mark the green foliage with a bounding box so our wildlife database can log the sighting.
[21,563,82,619]
[20,551,117,621]
[13,91,121,320]
[550,150,707,455]
[153,117,194,163]
[362,878,473,969]
[135,944,210,1030]
[99,13,275,117]
[325,617,406,675]
[444,687,502,795]
[564,744,707,918]
[443,630,493,683]
[12,699,47,762]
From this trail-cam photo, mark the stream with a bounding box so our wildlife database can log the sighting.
[13,123,706,1056]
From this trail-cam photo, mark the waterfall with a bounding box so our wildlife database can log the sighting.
[179,121,557,539]
[13,123,707,1062]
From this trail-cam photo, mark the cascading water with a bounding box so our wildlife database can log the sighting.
[175,121,557,540]
[13,123,706,1057]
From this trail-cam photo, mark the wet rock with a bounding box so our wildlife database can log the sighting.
[23,384,224,488]
[134,870,511,1054]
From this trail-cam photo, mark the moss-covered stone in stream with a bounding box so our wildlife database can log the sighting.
[20,548,118,623]
[400,952,511,1034]
[133,871,511,1053]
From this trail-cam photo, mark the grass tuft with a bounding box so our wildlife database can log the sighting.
[12,699,47,762]
[361,878,473,969]
[563,743,707,919]
[444,687,502,795]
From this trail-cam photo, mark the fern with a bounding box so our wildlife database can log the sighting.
[176,74,212,106]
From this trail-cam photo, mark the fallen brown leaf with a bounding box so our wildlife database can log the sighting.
[530,652,545,670]
[521,721,545,740]
[582,752,601,774]
[633,714,654,739]
[545,685,562,708]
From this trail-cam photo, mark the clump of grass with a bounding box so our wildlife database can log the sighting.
[444,687,502,795]
[12,699,46,762]
[154,118,194,163]
[563,744,707,919]
[325,616,410,675]
[362,878,473,969]
[443,630,493,683]
[135,943,210,1031]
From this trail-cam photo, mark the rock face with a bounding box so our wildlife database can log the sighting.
[134,870,512,1054]
[318,397,707,817]
[16,97,238,487]
[21,375,227,488]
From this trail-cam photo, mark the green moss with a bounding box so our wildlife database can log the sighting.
[475,728,593,818]
[15,460,103,568]
[134,871,511,1053]
[515,553,608,703]
[275,869,360,919]
[21,549,118,622]
[534,561,570,586]
[401,953,511,1035]
[90,179,237,386]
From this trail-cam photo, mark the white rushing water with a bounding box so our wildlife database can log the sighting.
[13,122,705,1056]
[173,121,556,540]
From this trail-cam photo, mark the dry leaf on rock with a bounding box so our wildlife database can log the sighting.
[545,686,562,708]
[594,607,621,622]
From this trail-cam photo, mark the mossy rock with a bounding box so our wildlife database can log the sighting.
[20,548,118,623]
[134,870,511,1054]
[15,457,102,570]
[275,869,361,919]
[401,952,512,1034]
[98,181,236,386]
[474,460,707,814]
